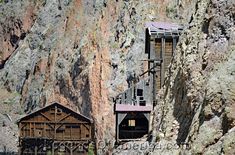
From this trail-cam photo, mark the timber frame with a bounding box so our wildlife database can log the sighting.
[17,102,93,155]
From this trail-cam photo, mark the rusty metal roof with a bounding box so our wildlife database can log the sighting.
[115,104,152,112]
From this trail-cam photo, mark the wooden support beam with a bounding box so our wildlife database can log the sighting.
[72,143,80,152]
[57,113,71,123]
[63,127,65,140]
[139,64,160,77]
[40,112,51,121]
[160,37,165,87]
[20,120,88,124]
[54,106,57,139]
[56,123,64,130]
[116,114,119,142]
[89,124,91,139]
[52,142,54,155]
[152,69,156,107]
[145,28,150,54]
[47,123,54,130]
[82,124,90,131]
[80,124,82,139]
[140,58,162,62]
[173,37,177,53]
[30,123,32,137]
[34,122,35,137]
[34,145,37,155]
[70,126,72,140]
[20,123,27,130]
[70,147,73,155]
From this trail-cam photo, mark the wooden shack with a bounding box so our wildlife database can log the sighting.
[114,22,183,142]
[18,102,93,155]
[145,22,183,92]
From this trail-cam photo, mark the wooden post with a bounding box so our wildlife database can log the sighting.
[30,123,32,137]
[79,124,82,139]
[145,28,150,54]
[54,106,57,139]
[70,126,72,140]
[149,38,156,74]
[173,37,177,55]
[152,69,156,107]
[52,142,54,155]
[160,37,165,87]
[89,124,91,139]
[63,125,65,140]
[70,147,73,155]
[34,146,37,155]
[116,113,119,142]
[43,123,45,137]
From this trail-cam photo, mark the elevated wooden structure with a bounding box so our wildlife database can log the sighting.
[114,22,183,142]
[18,102,93,155]
[145,22,183,92]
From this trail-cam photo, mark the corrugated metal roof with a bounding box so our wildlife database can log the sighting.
[115,104,152,112]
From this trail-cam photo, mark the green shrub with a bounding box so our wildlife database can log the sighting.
[88,143,95,155]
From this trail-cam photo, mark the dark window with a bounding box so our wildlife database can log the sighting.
[140,100,146,106]
[57,128,65,131]
[66,125,80,128]
[57,130,63,133]
[146,81,149,86]
[72,125,80,128]
[137,89,143,96]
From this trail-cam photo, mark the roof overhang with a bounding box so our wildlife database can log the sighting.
[145,22,183,37]
[16,102,93,124]
[115,104,152,112]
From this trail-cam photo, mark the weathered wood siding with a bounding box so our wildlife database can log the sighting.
[19,103,92,141]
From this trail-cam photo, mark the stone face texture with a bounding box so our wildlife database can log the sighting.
[0,0,196,152]
[1,0,234,154]
[151,0,235,154]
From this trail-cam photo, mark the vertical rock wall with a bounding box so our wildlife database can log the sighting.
[152,0,235,154]
[0,0,196,152]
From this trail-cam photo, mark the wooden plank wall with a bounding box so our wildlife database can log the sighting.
[165,39,173,74]
[19,106,92,141]
[155,38,162,91]
[155,38,173,91]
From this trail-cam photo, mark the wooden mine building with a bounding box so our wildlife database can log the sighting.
[17,102,93,155]
[114,22,183,142]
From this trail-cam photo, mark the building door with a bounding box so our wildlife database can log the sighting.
[118,113,149,140]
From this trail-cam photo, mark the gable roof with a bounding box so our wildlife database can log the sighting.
[17,102,93,124]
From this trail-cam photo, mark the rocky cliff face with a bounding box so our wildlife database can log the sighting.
[2,0,233,154]
[151,0,235,154]
[0,0,196,152]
